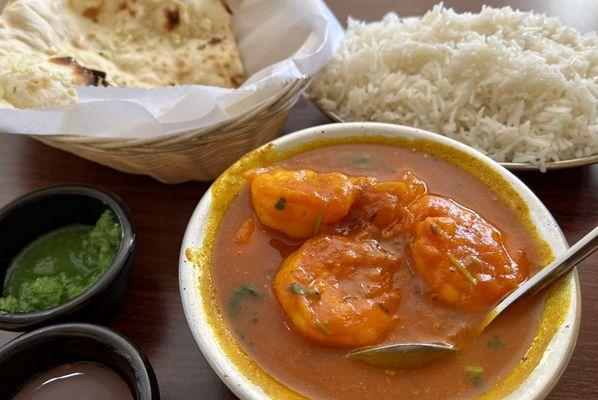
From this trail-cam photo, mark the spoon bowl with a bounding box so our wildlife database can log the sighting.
[348,342,455,368]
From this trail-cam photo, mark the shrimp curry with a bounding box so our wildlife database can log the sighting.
[208,143,554,400]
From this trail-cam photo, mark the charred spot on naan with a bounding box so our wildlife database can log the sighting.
[220,0,233,14]
[119,1,137,17]
[230,75,244,88]
[82,6,101,22]
[49,57,110,87]
[79,1,137,21]
[164,7,181,31]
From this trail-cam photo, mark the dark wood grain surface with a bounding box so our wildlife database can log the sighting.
[0,1,596,399]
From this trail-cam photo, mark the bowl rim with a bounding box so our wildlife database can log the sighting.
[179,122,581,400]
[0,322,159,399]
[0,184,136,328]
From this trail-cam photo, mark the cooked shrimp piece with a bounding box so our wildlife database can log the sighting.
[331,171,427,239]
[408,195,528,312]
[364,171,427,232]
[244,167,368,239]
[373,171,427,206]
[274,235,401,348]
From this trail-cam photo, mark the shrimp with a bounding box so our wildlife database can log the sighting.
[244,167,370,239]
[373,171,427,205]
[330,171,428,239]
[362,171,427,232]
[274,234,401,347]
[408,195,528,312]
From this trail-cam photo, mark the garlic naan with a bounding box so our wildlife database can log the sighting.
[0,0,245,108]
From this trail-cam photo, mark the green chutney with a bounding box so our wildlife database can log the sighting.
[0,210,121,313]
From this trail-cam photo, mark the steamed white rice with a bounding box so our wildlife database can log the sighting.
[309,4,598,169]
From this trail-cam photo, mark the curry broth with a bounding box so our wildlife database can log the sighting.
[211,144,546,400]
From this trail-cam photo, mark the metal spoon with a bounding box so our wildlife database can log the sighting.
[348,226,598,368]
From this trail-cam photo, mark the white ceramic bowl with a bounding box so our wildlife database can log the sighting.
[179,122,580,400]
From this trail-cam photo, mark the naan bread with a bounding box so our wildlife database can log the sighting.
[0,0,245,108]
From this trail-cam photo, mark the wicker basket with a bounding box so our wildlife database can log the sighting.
[33,78,310,183]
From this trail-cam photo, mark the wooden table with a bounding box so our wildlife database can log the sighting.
[0,1,596,398]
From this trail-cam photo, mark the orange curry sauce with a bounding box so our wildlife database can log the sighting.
[211,144,545,400]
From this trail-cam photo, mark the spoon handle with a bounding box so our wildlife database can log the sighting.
[491,226,598,319]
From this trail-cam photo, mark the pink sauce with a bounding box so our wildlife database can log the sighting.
[13,362,134,400]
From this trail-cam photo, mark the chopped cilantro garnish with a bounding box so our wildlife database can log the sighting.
[274,196,286,211]
[465,365,485,387]
[228,284,261,317]
[488,335,503,349]
[289,283,320,299]
[348,156,372,169]
[315,321,333,335]
[448,253,478,286]
[313,214,323,235]
[465,365,485,374]
[469,374,483,387]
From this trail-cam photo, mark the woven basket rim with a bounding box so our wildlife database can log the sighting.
[37,106,295,156]
[35,77,312,150]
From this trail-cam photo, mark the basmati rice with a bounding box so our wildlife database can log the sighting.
[309,4,598,169]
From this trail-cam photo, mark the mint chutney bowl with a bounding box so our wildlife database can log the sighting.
[0,185,135,331]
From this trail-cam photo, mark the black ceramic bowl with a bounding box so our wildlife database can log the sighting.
[0,323,159,399]
[0,185,135,331]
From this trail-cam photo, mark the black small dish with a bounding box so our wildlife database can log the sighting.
[0,323,159,399]
[0,185,135,331]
